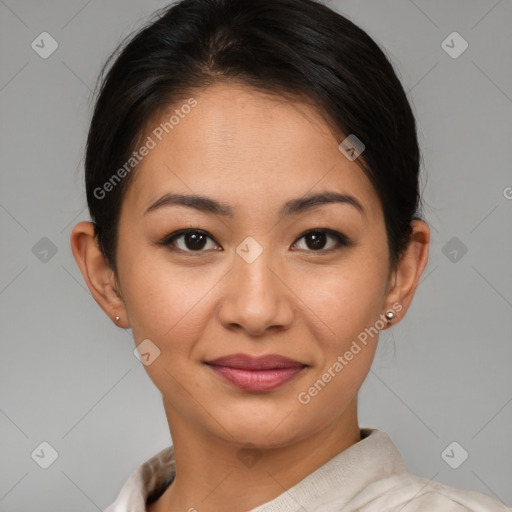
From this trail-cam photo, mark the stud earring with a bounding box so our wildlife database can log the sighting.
[385,310,396,322]
[115,316,120,323]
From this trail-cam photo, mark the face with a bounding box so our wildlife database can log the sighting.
[113,82,396,448]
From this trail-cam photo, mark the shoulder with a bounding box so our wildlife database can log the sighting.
[103,445,175,512]
[345,470,511,512]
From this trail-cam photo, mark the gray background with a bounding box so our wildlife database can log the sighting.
[1,0,511,510]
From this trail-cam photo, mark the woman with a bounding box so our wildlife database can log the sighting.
[70,0,510,510]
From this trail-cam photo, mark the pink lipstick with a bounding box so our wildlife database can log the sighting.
[204,353,306,392]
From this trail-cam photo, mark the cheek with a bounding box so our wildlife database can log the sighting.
[120,258,224,395]
[293,263,385,417]
[298,253,388,350]
[119,249,225,347]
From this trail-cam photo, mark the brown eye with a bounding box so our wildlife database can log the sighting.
[161,230,220,253]
[292,229,351,252]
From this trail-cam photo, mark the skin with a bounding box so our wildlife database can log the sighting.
[71,82,429,512]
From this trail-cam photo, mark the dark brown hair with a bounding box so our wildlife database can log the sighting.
[85,0,423,274]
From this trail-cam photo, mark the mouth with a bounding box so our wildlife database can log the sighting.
[204,353,308,392]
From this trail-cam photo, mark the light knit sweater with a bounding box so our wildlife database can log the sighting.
[104,428,511,511]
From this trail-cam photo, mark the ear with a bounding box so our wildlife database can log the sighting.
[70,221,129,328]
[383,220,430,326]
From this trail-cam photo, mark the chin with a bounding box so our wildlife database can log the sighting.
[212,405,316,449]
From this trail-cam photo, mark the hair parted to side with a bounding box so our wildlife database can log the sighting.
[85,0,424,276]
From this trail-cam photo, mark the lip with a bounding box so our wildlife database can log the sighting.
[204,353,307,392]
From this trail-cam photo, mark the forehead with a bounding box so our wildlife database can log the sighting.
[123,82,381,220]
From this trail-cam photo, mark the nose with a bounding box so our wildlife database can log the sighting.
[217,244,295,337]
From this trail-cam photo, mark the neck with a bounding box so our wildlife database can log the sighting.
[148,399,361,512]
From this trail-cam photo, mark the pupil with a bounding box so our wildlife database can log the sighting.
[186,233,206,250]
[306,232,326,250]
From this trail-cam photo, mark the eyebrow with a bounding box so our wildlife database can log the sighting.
[144,191,365,218]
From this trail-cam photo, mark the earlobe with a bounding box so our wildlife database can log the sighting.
[69,221,129,327]
[384,220,430,324]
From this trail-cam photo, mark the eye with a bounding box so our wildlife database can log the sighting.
[159,228,352,254]
[291,229,351,252]
[160,229,221,253]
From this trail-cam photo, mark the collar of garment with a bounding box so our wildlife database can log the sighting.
[104,428,406,511]
[103,428,511,512]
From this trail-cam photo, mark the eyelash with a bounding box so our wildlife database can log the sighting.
[158,228,353,255]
